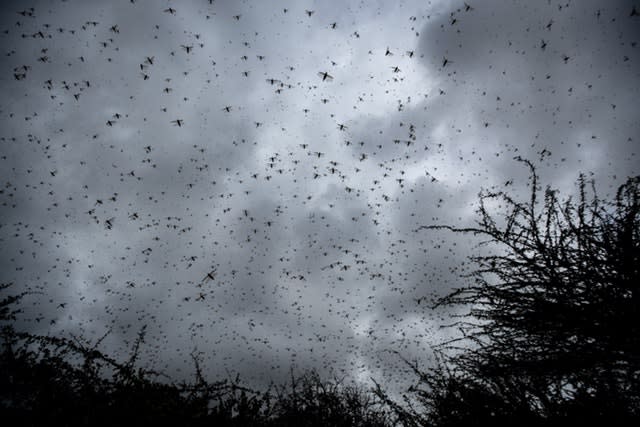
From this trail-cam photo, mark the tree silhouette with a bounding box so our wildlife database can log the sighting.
[403,160,640,425]
[0,283,392,426]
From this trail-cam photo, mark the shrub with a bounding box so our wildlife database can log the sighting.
[406,160,640,425]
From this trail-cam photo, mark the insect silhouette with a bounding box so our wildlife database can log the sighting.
[318,71,333,81]
[203,269,216,283]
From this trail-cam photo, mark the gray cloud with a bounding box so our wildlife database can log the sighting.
[1,0,638,393]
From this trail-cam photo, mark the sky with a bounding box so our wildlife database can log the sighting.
[1,0,638,391]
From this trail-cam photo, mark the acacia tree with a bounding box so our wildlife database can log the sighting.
[408,160,640,425]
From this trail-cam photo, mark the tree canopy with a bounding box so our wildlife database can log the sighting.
[404,161,640,425]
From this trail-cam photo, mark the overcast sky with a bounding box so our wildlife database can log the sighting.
[1,0,638,391]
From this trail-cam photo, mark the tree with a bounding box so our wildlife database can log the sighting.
[1,283,393,426]
[408,160,640,425]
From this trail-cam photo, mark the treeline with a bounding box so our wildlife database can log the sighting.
[2,164,638,426]
[1,300,393,426]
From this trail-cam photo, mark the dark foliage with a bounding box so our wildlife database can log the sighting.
[401,161,640,425]
[0,283,391,427]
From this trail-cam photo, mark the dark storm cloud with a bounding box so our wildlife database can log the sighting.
[1,0,638,392]
[414,0,639,184]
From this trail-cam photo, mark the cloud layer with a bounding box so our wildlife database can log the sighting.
[1,0,638,391]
